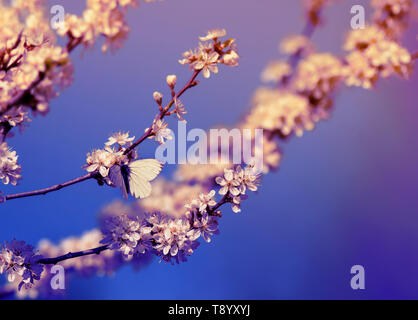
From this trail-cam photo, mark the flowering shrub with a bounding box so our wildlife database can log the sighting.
[0,0,416,299]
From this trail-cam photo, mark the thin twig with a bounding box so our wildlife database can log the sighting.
[208,193,231,214]
[38,245,109,265]
[3,173,96,202]
[124,69,201,155]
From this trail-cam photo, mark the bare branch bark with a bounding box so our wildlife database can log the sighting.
[2,173,96,202]
[38,245,109,265]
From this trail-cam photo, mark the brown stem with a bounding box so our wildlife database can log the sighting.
[208,193,231,215]
[2,173,96,202]
[281,9,321,86]
[38,245,109,265]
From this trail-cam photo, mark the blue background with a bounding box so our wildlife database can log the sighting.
[1,0,418,299]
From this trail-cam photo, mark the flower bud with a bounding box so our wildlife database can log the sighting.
[153,91,163,105]
[166,75,177,88]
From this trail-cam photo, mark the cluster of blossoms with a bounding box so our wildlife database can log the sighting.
[0,0,147,185]
[139,178,205,218]
[0,240,44,291]
[292,53,343,121]
[0,163,260,297]
[57,0,141,53]
[244,88,315,138]
[2,229,152,298]
[179,29,239,78]
[343,25,413,89]
[261,61,293,84]
[0,142,21,186]
[371,0,413,39]
[279,35,315,57]
[99,164,259,265]
[147,116,173,145]
[0,1,73,137]
[84,131,136,179]
[170,0,416,187]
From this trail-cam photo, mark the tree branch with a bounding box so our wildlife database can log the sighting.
[208,193,231,215]
[1,70,203,203]
[36,194,231,265]
[2,173,96,203]
[0,35,82,121]
[38,245,109,265]
[280,9,321,87]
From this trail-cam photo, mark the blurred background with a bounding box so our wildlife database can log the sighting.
[1,0,418,299]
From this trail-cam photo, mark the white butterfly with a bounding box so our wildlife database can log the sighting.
[109,159,163,199]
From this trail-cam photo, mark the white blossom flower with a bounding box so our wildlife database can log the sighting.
[230,194,248,213]
[234,165,259,194]
[147,118,173,144]
[153,218,198,258]
[174,97,187,121]
[178,48,199,65]
[193,214,219,243]
[105,132,135,147]
[100,215,144,259]
[84,147,124,178]
[199,29,227,41]
[197,190,217,213]
[215,168,241,196]
[192,51,220,78]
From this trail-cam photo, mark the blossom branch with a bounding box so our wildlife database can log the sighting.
[1,37,81,118]
[124,69,200,155]
[35,194,233,266]
[1,71,202,203]
[282,8,321,86]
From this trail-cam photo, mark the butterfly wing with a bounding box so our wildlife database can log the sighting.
[128,159,163,199]
[109,164,129,199]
